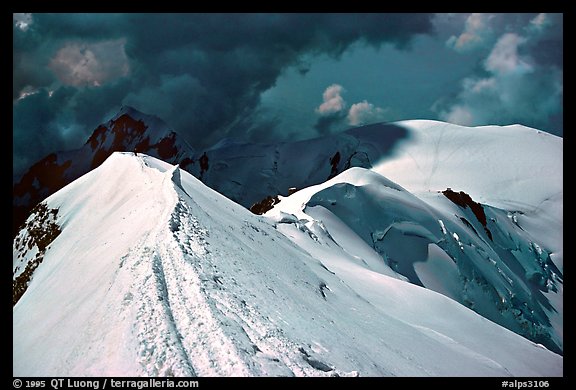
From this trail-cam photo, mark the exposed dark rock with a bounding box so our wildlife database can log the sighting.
[199,152,209,180]
[13,203,61,306]
[443,188,493,240]
[249,195,280,215]
[328,151,341,179]
[179,157,195,170]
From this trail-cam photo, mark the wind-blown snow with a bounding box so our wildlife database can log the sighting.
[13,153,562,376]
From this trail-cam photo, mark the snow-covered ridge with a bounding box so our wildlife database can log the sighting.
[12,106,195,238]
[13,153,562,376]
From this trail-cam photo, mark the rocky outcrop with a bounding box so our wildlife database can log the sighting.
[249,195,280,215]
[443,188,493,240]
[13,203,61,306]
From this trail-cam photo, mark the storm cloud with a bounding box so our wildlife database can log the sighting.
[13,13,434,175]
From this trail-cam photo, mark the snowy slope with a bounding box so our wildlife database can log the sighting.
[267,167,563,354]
[370,120,562,212]
[13,153,562,377]
[370,121,563,271]
[192,119,562,353]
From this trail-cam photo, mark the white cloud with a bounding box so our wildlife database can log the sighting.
[529,13,549,32]
[485,33,532,75]
[13,13,33,31]
[49,39,130,87]
[314,85,389,133]
[347,100,387,126]
[315,84,346,115]
[441,105,474,127]
[446,13,494,52]
[438,29,562,128]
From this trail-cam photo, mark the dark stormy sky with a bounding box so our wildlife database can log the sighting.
[13,13,563,176]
